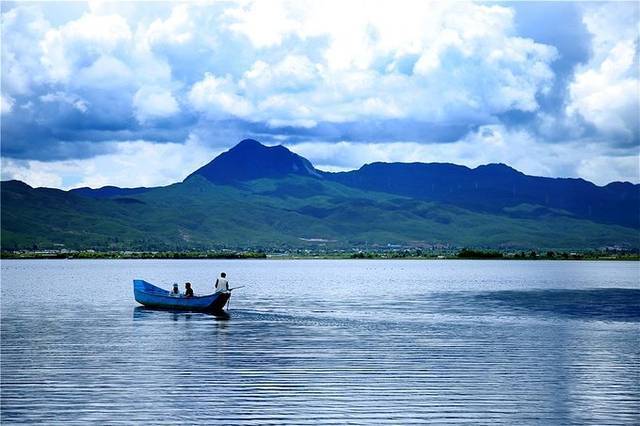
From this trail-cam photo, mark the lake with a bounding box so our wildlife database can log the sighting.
[1,259,639,424]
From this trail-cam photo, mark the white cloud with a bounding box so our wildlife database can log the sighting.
[1,5,50,95]
[133,86,179,123]
[224,0,302,48]
[1,94,15,114]
[214,0,557,124]
[566,3,639,145]
[241,55,319,93]
[287,126,640,185]
[1,1,637,188]
[1,135,219,189]
[575,155,639,186]
[188,72,254,118]
[144,4,194,47]
[40,91,89,113]
[1,158,65,188]
[5,1,558,127]
[40,12,132,82]
[75,55,134,89]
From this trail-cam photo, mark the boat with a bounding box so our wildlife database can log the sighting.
[133,279,231,312]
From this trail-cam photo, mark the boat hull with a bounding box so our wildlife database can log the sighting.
[133,279,230,312]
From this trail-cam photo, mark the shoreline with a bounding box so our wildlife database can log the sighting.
[1,252,638,261]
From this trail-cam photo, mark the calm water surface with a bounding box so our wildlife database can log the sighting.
[1,260,639,424]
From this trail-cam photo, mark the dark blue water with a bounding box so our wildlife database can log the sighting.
[2,260,639,424]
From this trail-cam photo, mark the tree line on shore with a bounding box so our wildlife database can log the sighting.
[0,250,267,259]
[1,248,637,260]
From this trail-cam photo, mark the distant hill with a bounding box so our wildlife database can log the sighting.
[322,162,640,228]
[1,140,638,251]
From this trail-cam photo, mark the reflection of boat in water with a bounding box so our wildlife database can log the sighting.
[132,305,230,321]
[133,279,230,312]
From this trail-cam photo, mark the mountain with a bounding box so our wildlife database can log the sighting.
[322,162,640,228]
[185,138,320,183]
[1,140,638,251]
[186,139,639,229]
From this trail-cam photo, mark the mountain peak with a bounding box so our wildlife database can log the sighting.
[474,163,522,177]
[186,139,320,183]
[233,138,264,150]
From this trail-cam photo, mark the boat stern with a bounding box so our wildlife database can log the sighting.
[208,291,231,312]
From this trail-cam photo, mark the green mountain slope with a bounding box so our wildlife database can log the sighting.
[1,176,637,251]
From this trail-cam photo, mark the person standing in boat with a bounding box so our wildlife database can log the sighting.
[184,282,194,297]
[215,272,229,293]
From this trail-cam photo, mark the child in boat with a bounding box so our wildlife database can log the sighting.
[171,283,180,296]
[184,282,194,297]
[215,272,229,293]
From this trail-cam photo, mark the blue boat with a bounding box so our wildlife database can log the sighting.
[133,279,230,312]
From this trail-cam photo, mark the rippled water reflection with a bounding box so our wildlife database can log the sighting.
[2,260,639,424]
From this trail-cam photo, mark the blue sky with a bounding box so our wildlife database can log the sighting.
[1,1,638,189]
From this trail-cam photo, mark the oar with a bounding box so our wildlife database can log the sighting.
[228,286,245,292]
[225,286,244,310]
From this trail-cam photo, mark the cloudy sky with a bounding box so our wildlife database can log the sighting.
[1,1,638,189]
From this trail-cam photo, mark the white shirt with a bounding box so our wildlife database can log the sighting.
[215,277,229,292]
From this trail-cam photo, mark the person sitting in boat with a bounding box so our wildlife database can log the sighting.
[214,272,229,293]
[171,283,180,296]
[184,282,194,297]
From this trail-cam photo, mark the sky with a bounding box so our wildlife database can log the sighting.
[1,0,638,189]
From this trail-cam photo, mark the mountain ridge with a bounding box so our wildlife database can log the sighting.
[1,139,638,251]
[58,141,639,229]
[7,142,638,190]
[2,174,637,251]
[4,139,640,228]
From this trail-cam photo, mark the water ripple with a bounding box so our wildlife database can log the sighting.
[2,260,639,424]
